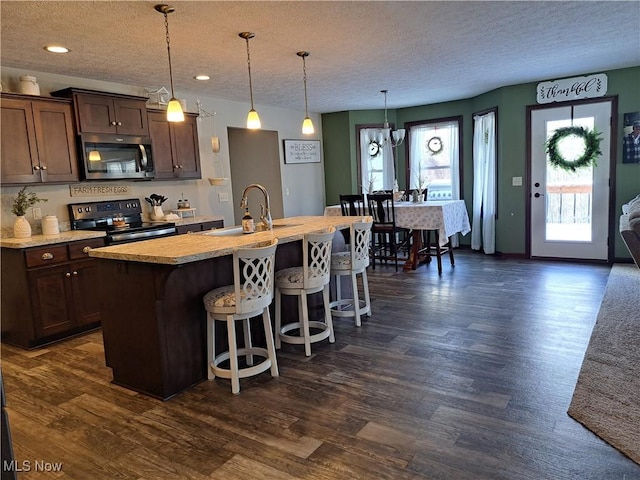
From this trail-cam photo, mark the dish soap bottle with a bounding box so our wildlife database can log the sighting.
[242,208,255,234]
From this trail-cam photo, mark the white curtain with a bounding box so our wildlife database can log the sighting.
[471,111,497,254]
[409,121,460,246]
[360,127,394,192]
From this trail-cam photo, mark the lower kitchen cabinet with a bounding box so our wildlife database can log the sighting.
[1,238,105,349]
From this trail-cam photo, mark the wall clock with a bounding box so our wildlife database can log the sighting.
[369,141,381,157]
[426,136,443,155]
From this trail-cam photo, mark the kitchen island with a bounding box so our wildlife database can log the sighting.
[89,216,365,400]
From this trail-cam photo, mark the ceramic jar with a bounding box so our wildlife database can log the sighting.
[42,215,60,235]
[151,206,165,221]
[18,75,40,95]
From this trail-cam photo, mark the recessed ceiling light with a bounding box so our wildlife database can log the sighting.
[194,75,210,81]
[44,45,70,54]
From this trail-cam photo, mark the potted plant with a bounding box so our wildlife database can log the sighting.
[11,186,47,238]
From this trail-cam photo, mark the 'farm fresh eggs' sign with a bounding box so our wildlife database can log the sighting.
[536,74,607,104]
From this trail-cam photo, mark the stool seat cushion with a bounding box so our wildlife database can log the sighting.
[203,285,245,312]
[275,266,304,287]
[331,251,352,269]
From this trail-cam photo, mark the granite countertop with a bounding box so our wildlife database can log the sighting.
[0,216,222,249]
[0,230,107,249]
[89,215,368,265]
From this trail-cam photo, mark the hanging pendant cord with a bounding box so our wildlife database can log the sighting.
[163,13,176,98]
[302,55,309,117]
[245,38,255,110]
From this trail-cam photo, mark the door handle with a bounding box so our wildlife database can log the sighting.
[534,193,544,198]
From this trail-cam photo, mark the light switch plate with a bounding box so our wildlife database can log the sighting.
[512,176,523,187]
[218,193,229,202]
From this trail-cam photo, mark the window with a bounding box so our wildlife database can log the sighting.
[407,118,462,200]
[358,126,395,193]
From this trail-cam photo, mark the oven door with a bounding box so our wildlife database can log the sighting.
[81,133,155,180]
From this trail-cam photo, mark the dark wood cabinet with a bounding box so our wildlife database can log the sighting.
[0,94,78,185]
[51,88,149,136]
[175,220,224,235]
[1,238,105,349]
[148,111,201,179]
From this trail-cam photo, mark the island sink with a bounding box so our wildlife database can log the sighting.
[202,223,298,237]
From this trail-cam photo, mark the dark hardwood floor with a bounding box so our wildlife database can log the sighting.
[2,251,639,479]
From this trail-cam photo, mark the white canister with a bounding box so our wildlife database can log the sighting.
[18,75,40,95]
[42,215,60,235]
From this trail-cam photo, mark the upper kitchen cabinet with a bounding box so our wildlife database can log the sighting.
[1,93,79,185]
[148,110,201,180]
[51,88,149,136]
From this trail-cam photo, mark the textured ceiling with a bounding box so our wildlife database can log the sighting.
[1,1,639,113]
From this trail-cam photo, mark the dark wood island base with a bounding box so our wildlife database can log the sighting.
[97,234,347,400]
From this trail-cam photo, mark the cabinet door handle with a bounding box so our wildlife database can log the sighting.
[41,252,54,261]
[117,122,122,126]
[65,272,71,278]
[40,165,47,170]
[33,165,41,171]
[173,165,179,169]
[82,246,91,253]
[72,271,78,276]
[111,121,117,126]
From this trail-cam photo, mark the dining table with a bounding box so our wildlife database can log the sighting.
[324,199,471,271]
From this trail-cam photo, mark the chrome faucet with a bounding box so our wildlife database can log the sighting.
[240,183,273,230]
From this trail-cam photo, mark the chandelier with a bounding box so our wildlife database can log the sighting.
[368,89,405,153]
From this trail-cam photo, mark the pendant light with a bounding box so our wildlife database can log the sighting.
[88,144,102,162]
[239,32,261,129]
[297,51,314,135]
[155,4,184,122]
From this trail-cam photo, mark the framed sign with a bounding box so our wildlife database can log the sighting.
[283,139,321,164]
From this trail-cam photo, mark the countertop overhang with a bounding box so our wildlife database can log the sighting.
[88,215,369,265]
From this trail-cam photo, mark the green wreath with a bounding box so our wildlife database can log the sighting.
[545,126,602,172]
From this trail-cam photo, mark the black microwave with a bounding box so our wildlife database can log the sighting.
[80,133,155,180]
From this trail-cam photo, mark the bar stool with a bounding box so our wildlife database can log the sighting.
[202,238,279,394]
[275,228,336,356]
[330,219,373,327]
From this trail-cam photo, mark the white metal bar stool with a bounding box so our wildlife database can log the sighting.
[275,228,336,356]
[330,219,372,326]
[203,238,279,394]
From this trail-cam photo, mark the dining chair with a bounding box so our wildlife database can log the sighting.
[339,194,366,217]
[275,228,336,356]
[202,238,279,394]
[339,194,365,246]
[366,192,410,271]
[419,190,454,275]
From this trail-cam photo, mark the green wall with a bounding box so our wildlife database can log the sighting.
[322,66,640,259]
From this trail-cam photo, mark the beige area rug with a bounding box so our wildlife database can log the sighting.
[568,264,640,464]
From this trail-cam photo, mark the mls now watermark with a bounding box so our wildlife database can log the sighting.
[3,460,63,472]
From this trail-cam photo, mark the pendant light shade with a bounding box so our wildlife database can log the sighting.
[88,145,102,162]
[155,4,184,123]
[297,51,314,135]
[239,32,261,129]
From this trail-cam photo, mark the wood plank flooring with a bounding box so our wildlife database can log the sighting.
[2,251,640,479]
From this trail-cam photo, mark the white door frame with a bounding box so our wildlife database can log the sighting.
[526,97,617,261]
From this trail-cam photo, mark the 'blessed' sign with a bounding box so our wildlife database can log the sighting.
[536,74,607,104]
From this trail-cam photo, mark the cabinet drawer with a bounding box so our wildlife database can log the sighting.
[25,245,69,268]
[68,238,105,260]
